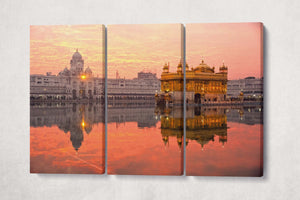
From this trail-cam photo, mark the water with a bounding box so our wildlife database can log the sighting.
[107,105,263,176]
[185,106,263,176]
[30,103,263,176]
[107,105,184,175]
[30,103,105,174]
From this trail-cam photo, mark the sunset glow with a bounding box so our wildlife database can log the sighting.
[30,25,104,77]
[186,23,263,80]
[30,124,105,174]
[30,23,262,80]
[107,24,183,79]
[107,121,183,175]
[186,122,263,176]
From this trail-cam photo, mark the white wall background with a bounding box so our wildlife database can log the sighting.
[1,0,300,199]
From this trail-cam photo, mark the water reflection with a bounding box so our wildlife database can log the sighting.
[154,106,184,149]
[107,104,183,175]
[30,103,105,174]
[107,104,159,128]
[185,105,263,176]
[107,104,262,176]
[186,107,228,150]
[31,102,263,175]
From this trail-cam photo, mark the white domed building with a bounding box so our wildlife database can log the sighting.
[30,50,104,101]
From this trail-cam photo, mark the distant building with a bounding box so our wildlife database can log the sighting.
[137,71,157,80]
[107,71,160,103]
[30,50,160,102]
[30,50,104,101]
[227,77,263,99]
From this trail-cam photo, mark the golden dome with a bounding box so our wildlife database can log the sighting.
[219,62,228,71]
[177,61,182,68]
[163,63,169,69]
[194,60,214,73]
[177,60,183,73]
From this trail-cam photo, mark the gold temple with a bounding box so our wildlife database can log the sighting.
[156,59,228,105]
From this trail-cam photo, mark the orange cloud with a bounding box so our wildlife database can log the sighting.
[107,24,183,79]
[30,25,104,77]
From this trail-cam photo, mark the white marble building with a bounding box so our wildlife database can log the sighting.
[107,71,160,102]
[227,77,263,98]
[30,50,104,101]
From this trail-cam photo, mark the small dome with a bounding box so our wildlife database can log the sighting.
[85,67,92,74]
[84,124,93,134]
[58,67,71,76]
[63,67,70,73]
[70,128,83,151]
[219,62,228,71]
[162,136,169,146]
[198,60,210,68]
[194,60,214,73]
[177,60,183,73]
[163,63,169,69]
[177,60,183,68]
[72,49,82,60]
[177,137,182,148]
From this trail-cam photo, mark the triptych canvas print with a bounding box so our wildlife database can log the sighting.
[30,23,263,176]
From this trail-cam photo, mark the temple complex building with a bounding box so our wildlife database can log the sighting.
[156,61,184,105]
[107,71,160,105]
[227,77,263,99]
[156,59,228,105]
[185,60,228,104]
[30,50,104,101]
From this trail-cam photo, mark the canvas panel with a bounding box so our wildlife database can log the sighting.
[30,25,105,174]
[107,24,184,175]
[185,23,263,176]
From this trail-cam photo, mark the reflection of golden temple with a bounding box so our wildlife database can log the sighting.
[157,106,184,149]
[156,59,228,105]
[186,107,228,148]
[157,106,228,149]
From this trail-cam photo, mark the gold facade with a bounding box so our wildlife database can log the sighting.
[156,62,184,104]
[158,60,228,104]
[161,62,184,92]
[186,60,228,103]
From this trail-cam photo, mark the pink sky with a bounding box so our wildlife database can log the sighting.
[30,23,262,80]
[107,24,183,79]
[30,25,104,77]
[186,23,263,80]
